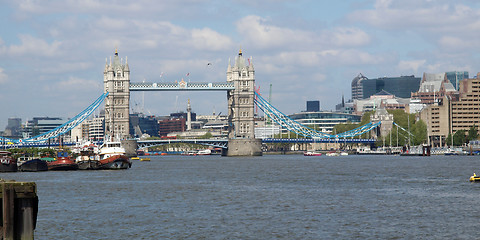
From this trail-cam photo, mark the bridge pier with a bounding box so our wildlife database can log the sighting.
[226,139,262,156]
[120,139,138,157]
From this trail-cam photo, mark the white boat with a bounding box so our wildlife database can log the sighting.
[197,149,212,155]
[97,141,132,169]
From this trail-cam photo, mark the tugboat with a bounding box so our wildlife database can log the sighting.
[76,148,101,170]
[98,142,131,170]
[0,151,17,172]
[47,151,79,171]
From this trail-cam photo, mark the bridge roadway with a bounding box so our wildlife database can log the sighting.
[129,81,235,91]
[1,138,375,149]
[137,138,375,149]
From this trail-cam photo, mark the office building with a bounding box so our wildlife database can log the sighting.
[351,73,420,100]
[306,101,320,112]
[420,72,480,147]
[411,72,457,104]
[288,112,361,134]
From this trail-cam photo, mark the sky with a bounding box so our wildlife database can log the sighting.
[1,0,480,130]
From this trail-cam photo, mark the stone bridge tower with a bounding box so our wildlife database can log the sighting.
[226,50,262,156]
[104,49,130,140]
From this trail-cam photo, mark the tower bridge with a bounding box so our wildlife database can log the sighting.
[104,49,262,156]
[1,49,383,155]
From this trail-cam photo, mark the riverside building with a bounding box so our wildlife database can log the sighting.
[420,72,480,147]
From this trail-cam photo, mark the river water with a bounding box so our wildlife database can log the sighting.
[3,154,480,239]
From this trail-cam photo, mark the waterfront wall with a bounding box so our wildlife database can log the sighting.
[226,139,262,156]
[121,139,138,157]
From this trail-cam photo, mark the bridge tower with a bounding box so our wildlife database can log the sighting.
[226,49,262,156]
[103,49,130,140]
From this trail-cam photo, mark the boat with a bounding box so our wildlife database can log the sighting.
[131,156,140,160]
[326,151,340,156]
[197,149,212,155]
[98,141,132,170]
[48,151,79,171]
[75,148,101,170]
[0,151,18,172]
[304,151,322,156]
[140,157,151,161]
[18,158,48,172]
[470,173,480,182]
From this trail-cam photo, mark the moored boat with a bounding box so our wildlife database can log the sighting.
[76,149,101,170]
[18,158,48,172]
[48,151,79,171]
[98,141,131,170]
[0,151,17,172]
[304,151,322,156]
[197,149,212,155]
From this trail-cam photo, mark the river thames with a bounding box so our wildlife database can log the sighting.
[4,154,480,239]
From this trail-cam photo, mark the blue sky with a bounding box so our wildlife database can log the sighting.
[1,0,480,130]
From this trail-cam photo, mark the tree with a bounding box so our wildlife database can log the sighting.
[453,130,467,146]
[446,133,452,147]
[467,125,478,142]
[412,119,427,145]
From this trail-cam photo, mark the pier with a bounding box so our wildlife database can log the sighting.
[1,180,38,240]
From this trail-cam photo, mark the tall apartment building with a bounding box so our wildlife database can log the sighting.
[420,72,480,147]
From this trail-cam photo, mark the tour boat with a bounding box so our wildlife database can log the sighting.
[98,141,131,170]
[304,151,322,156]
[0,151,17,172]
[48,151,79,171]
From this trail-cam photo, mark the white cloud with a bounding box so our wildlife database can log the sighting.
[398,60,426,73]
[7,35,62,57]
[191,28,233,51]
[330,27,371,47]
[0,68,8,84]
[56,76,101,91]
[236,15,317,49]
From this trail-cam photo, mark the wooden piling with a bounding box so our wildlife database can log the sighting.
[1,180,38,240]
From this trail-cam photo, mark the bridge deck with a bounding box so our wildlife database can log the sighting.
[130,82,235,91]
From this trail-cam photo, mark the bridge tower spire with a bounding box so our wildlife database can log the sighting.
[226,49,262,156]
[104,49,130,140]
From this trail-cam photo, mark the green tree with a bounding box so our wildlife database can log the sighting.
[468,125,478,142]
[453,130,467,146]
[412,119,427,145]
[199,132,213,139]
[446,133,452,147]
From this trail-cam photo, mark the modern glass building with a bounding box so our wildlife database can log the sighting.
[446,71,468,90]
[306,101,320,112]
[352,74,421,99]
[288,112,361,134]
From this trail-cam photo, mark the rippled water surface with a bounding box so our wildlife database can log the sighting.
[4,154,480,239]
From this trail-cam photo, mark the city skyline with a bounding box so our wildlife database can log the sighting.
[1,0,480,130]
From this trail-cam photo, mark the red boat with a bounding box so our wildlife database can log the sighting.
[97,142,131,170]
[0,151,17,172]
[47,151,79,171]
[304,151,322,156]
